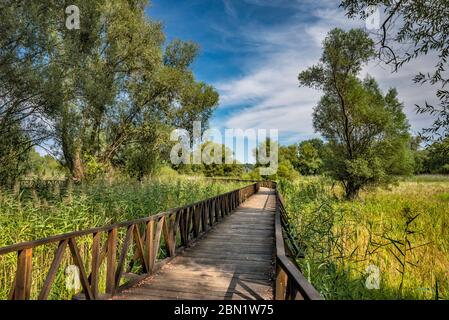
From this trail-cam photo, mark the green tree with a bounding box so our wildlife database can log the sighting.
[255,139,299,181]
[279,145,299,170]
[297,139,325,175]
[423,138,449,174]
[341,0,449,141]
[0,1,55,186]
[0,1,219,183]
[299,28,412,199]
[202,142,243,177]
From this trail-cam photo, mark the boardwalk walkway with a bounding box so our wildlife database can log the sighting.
[113,188,276,300]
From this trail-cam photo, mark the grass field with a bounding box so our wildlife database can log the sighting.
[0,177,247,300]
[278,175,449,300]
[1,174,447,300]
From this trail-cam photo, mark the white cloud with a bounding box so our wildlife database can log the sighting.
[213,2,437,148]
[222,0,237,18]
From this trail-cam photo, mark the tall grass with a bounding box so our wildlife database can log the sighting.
[278,177,449,300]
[0,176,247,299]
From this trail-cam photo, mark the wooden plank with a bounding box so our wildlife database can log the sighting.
[38,240,68,300]
[145,220,155,272]
[153,217,165,265]
[275,264,288,300]
[182,252,273,262]
[192,205,200,238]
[91,232,101,299]
[163,213,176,257]
[114,225,134,290]
[13,248,33,300]
[133,225,148,273]
[132,280,272,300]
[106,228,117,294]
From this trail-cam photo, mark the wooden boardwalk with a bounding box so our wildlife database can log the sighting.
[113,188,276,300]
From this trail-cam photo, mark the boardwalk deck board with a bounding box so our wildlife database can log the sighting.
[113,188,276,300]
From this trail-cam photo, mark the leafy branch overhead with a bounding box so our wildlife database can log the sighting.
[341,0,449,141]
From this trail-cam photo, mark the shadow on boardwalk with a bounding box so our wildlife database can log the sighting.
[113,188,276,300]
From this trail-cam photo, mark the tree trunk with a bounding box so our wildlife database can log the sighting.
[72,146,84,182]
[345,181,360,200]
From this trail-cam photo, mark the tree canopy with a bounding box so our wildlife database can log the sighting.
[0,1,219,185]
[299,28,413,199]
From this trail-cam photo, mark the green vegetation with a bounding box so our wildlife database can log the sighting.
[279,176,449,300]
[299,28,413,199]
[0,177,247,300]
[0,1,218,186]
[342,0,449,141]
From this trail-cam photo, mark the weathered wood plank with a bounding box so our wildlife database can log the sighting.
[13,248,33,300]
[38,240,68,300]
[106,228,117,294]
[115,189,277,301]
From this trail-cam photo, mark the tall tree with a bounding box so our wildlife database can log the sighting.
[299,28,412,199]
[0,1,219,183]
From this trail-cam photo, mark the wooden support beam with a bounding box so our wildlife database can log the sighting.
[12,248,33,300]
[106,228,117,294]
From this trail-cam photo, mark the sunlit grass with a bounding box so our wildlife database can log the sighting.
[278,176,449,300]
[0,176,247,300]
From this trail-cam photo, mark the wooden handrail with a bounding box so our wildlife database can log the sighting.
[0,183,259,300]
[1,180,322,300]
[272,184,323,300]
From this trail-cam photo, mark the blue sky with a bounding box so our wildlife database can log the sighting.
[147,0,436,161]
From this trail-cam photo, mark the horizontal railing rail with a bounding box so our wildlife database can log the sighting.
[1,179,322,301]
[0,183,260,300]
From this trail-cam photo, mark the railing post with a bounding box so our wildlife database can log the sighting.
[12,248,33,300]
[91,232,101,299]
[275,261,288,300]
[106,228,117,294]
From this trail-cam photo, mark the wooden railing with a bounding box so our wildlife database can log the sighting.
[213,178,322,300]
[0,183,259,300]
[1,179,322,300]
[273,185,323,300]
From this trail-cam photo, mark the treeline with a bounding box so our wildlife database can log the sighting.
[0,1,218,186]
[413,138,449,175]
[279,137,449,177]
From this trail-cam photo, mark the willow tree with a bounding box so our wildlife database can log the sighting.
[0,0,218,182]
[299,28,412,199]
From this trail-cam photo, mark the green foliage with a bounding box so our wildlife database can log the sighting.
[171,142,244,178]
[84,155,108,182]
[297,140,324,175]
[0,0,219,183]
[412,137,449,175]
[279,177,449,299]
[0,123,31,187]
[299,28,413,199]
[27,149,66,178]
[276,160,301,181]
[0,177,247,299]
[254,139,299,181]
[341,0,449,141]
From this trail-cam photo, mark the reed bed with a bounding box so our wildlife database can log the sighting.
[278,176,449,300]
[0,177,247,299]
